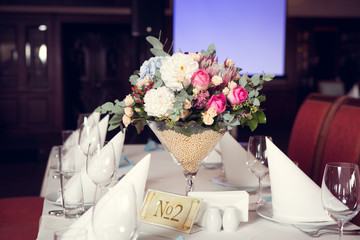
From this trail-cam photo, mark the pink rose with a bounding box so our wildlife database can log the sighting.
[206,93,226,114]
[227,86,248,105]
[191,69,210,90]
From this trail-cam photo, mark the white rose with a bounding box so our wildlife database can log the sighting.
[160,52,199,91]
[144,86,175,117]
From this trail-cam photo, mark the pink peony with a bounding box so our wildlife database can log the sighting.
[207,93,226,114]
[227,86,248,105]
[191,69,210,90]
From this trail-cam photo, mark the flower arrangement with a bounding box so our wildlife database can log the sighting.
[96,36,274,134]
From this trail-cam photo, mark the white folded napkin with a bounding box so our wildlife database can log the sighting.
[68,154,151,240]
[83,112,100,126]
[79,115,109,155]
[266,137,332,222]
[58,130,126,204]
[220,132,270,188]
[188,191,249,227]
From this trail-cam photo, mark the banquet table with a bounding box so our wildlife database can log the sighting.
[37,144,360,240]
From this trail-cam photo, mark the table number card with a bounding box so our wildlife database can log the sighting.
[140,189,202,233]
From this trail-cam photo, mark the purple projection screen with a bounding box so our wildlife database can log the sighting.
[173,0,287,77]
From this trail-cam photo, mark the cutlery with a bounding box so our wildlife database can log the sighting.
[293,225,360,238]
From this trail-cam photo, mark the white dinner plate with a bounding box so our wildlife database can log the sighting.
[45,191,92,207]
[211,176,267,193]
[256,203,336,228]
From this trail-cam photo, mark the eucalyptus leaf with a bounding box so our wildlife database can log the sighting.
[248,90,256,98]
[108,124,120,131]
[258,95,266,102]
[253,98,260,106]
[153,79,164,88]
[239,75,247,87]
[146,36,164,49]
[207,44,216,55]
[109,115,122,125]
[251,74,260,86]
[129,75,139,85]
[150,48,170,57]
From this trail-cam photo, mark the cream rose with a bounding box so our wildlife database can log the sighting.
[122,115,131,127]
[124,107,133,117]
[124,94,134,106]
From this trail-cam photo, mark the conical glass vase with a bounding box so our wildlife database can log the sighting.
[147,120,226,195]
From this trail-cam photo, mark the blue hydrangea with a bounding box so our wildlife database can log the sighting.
[138,56,166,80]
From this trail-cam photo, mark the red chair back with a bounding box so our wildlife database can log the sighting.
[287,94,341,177]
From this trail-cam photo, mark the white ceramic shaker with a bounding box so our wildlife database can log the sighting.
[222,206,240,232]
[204,207,222,232]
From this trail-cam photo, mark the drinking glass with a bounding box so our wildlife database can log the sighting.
[78,116,102,160]
[321,162,360,240]
[86,141,116,204]
[92,183,139,240]
[246,135,272,210]
[54,228,87,240]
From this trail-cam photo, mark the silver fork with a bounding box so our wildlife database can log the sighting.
[292,225,360,238]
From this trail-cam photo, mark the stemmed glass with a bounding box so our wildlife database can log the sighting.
[246,135,272,210]
[92,183,139,240]
[86,141,116,204]
[78,115,102,165]
[321,162,360,240]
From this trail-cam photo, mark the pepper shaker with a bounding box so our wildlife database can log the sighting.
[222,206,240,232]
[204,207,222,232]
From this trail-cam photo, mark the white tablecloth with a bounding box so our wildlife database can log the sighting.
[37,144,359,240]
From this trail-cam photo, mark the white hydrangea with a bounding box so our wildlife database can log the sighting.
[160,52,199,91]
[144,86,175,117]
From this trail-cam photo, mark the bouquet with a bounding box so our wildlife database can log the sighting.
[96,36,274,134]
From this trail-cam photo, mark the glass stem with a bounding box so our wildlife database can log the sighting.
[338,221,344,240]
[257,177,263,204]
[184,172,196,195]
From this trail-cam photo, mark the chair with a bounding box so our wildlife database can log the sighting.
[287,93,344,177]
[313,97,360,184]
[311,97,360,226]
[0,196,44,239]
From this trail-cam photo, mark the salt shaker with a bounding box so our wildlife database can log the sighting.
[204,207,222,232]
[222,206,240,232]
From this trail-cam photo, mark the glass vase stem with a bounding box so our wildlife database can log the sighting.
[184,172,196,195]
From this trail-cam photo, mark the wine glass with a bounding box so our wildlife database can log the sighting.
[92,183,139,240]
[78,115,102,160]
[321,162,360,240]
[246,135,272,210]
[86,141,116,204]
